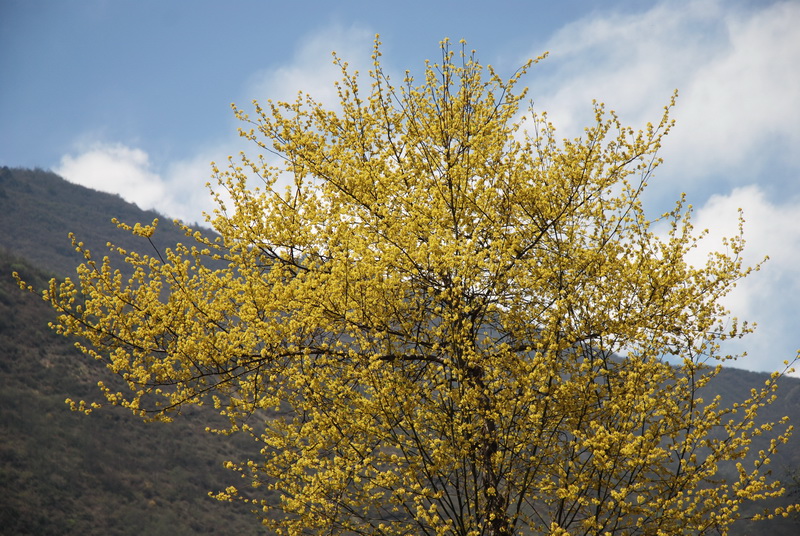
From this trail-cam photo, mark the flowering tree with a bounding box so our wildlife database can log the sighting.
[24,39,798,535]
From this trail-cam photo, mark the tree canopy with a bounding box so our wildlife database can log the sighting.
[22,39,798,535]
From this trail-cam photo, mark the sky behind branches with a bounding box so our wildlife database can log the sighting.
[1,0,799,375]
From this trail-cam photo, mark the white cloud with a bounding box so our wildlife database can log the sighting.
[53,25,379,227]
[685,185,800,375]
[526,0,800,189]
[528,1,720,136]
[55,143,170,213]
[163,148,232,225]
[522,0,800,377]
[669,0,800,181]
[227,24,380,194]
[243,24,376,109]
[55,142,222,226]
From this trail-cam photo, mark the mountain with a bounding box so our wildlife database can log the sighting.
[0,166,798,534]
[0,166,205,278]
[0,167,263,535]
[0,252,263,535]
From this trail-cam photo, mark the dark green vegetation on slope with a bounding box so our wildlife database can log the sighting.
[0,251,265,535]
[0,167,264,535]
[0,166,203,278]
[0,166,798,534]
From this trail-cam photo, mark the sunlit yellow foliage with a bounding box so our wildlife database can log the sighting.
[21,38,799,535]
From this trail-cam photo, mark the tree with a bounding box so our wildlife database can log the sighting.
[21,39,799,535]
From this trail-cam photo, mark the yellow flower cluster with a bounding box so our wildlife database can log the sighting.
[21,37,798,535]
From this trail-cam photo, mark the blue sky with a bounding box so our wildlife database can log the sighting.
[1,0,799,376]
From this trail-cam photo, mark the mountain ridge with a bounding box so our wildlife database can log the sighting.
[0,166,215,279]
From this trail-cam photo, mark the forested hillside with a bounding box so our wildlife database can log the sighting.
[0,166,205,278]
[0,167,264,535]
[0,251,263,535]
